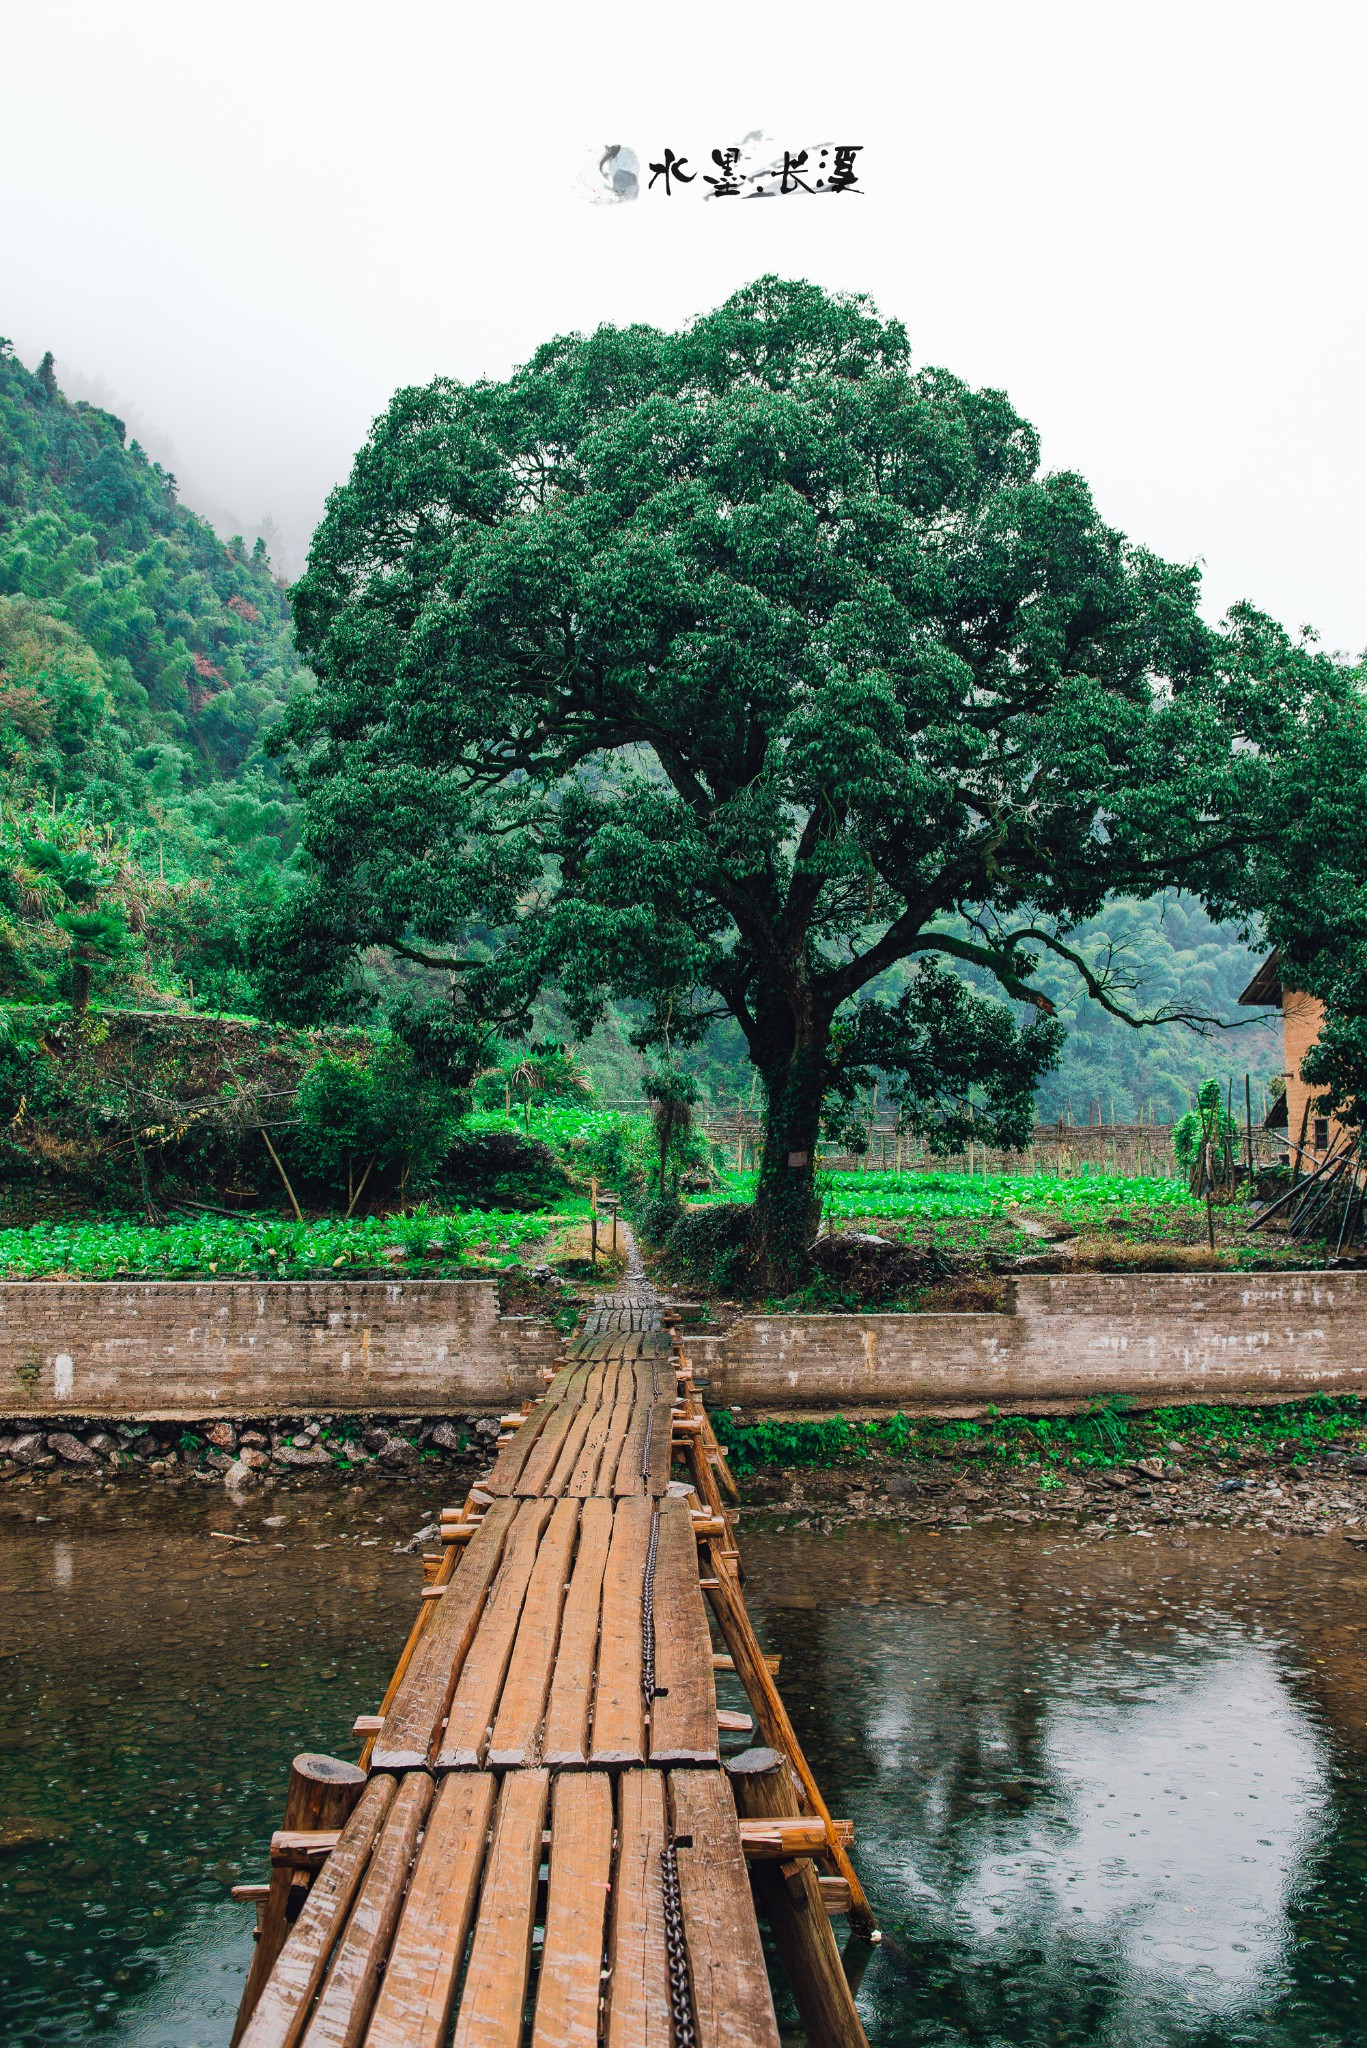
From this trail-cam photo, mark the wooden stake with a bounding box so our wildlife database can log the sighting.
[259,1129,304,1222]
[728,1748,871,2048]
[343,1153,376,1221]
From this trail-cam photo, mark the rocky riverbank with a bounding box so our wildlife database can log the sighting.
[742,1450,1367,1543]
[0,1413,488,1489]
[9,1411,1367,1545]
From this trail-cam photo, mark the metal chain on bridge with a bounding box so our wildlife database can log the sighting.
[659,1841,697,2048]
[651,1297,696,2048]
[640,1507,660,1708]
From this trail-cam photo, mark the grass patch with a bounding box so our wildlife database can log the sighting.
[712,1393,1367,1476]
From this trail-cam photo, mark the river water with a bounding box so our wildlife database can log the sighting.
[3,1488,1365,2046]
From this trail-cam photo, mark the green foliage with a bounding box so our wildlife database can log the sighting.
[642,1064,700,1197]
[664,1201,755,1291]
[1170,1077,1240,1182]
[993,896,1283,1123]
[0,344,309,1031]
[0,1007,372,1206]
[292,1042,465,1195]
[477,1039,592,1128]
[441,1127,570,1209]
[281,275,1364,1285]
[1211,610,1367,1133]
[712,1392,1367,1475]
[0,1205,548,1279]
[634,1191,683,1243]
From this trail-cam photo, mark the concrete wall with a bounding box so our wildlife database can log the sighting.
[3,1270,1365,1422]
[683,1271,1367,1414]
[0,1279,561,1420]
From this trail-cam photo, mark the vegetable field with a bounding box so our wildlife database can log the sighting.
[0,1206,557,1281]
[717,1168,1207,1223]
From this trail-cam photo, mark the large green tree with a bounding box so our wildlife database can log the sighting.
[281,278,1365,1284]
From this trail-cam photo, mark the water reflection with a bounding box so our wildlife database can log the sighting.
[745,1527,1367,2046]
[0,1486,426,2047]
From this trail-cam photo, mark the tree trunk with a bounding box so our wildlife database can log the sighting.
[70,953,91,1015]
[750,1043,827,1293]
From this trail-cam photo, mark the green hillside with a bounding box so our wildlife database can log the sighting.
[0,340,303,1015]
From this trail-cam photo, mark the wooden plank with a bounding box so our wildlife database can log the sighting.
[486,1496,581,1766]
[613,1390,651,1498]
[541,1392,599,1499]
[237,1775,396,2048]
[299,1772,432,2048]
[645,1397,674,1498]
[450,1769,550,2048]
[515,1381,588,1496]
[566,1362,621,1497]
[438,1497,555,1768]
[530,1772,614,2048]
[594,1375,638,1500]
[588,1497,651,1766]
[371,1498,517,1770]
[486,1404,554,1496]
[669,1770,780,2048]
[704,1551,872,1932]
[649,1501,719,1765]
[739,1816,854,1856]
[542,1497,614,1766]
[363,1774,496,2048]
[547,1360,590,1398]
[604,1770,671,2048]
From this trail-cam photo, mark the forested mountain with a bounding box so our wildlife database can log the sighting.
[1023,897,1282,1123]
[0,341,302,1014]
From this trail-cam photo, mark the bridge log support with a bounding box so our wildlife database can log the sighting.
[728,1748,871,2048]
[230,1752,367,2045]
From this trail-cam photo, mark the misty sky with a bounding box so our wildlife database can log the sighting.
[3,0,1364,649]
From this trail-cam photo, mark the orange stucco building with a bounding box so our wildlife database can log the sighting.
[1239,953,1344,1161]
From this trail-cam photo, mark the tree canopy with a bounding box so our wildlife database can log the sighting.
[280,277,1367,1282]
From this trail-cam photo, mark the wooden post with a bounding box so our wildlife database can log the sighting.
[1245,1073,1255,1185]
[231,1753,366,2044]
[1203,1142,1217,1254]
[703,1553,874,1936]
[727,1748,871,2048]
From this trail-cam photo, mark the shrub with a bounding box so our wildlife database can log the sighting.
[634,1191,683,1244]
[440,1129,569,1209]
[1171,1077,1240,1194]
[664,1201,754,1290]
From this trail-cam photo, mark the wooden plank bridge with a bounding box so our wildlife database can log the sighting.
[230,1288,873,2048]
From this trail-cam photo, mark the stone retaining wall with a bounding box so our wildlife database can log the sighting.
[0,1279,562,1420]
[2,1271,1364,1423]
[684,1271,1367,1414]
